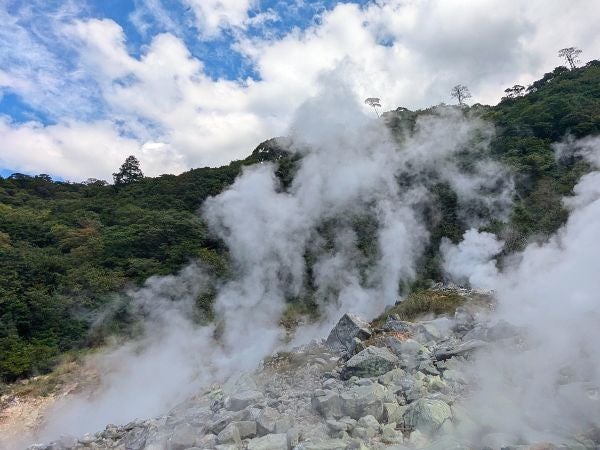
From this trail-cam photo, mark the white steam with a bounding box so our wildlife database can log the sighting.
[440,229,504,290]
[20,75,513,447]
[444,135,600,445]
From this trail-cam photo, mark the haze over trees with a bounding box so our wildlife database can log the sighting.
[0,61,599,382]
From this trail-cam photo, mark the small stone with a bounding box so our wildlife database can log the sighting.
[357,415,379,429]
[388,405,408,424]
[351,426,377,439]
[303,439,350,450]
[326,419,348,433]
[246,433,288,450]
[216,423,241,445]
[352,337,366,354]
[322,379,339,390]
[381,423,402,444]
[382,402,399,423]
[418,362,440,376]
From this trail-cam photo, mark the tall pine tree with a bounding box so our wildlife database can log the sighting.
[113,155,144,186]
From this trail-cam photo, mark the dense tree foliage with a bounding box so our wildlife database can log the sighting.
[1,63,599,382]
[488,60,600,251]
[0,143,284,381]
[112,156,144,186]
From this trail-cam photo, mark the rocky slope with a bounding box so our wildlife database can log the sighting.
[26,288,599,450]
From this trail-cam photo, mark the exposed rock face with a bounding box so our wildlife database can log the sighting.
[27,289,598,450]
[325,314,372,354]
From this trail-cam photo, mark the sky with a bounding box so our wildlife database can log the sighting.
[1,0,599,181]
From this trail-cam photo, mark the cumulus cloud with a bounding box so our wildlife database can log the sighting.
[1,0,600,179]
[0,117,185,181]
[183,0,256,37]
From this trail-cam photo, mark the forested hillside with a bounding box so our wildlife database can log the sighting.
[1,61,599,382]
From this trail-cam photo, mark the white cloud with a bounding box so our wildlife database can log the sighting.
[0,118,185,181]
[1,0,600,180]
[129,0,182,36]
[182,0,256,37]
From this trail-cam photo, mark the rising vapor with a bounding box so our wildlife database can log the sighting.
[22,73,514,447]
[443,136,600,446]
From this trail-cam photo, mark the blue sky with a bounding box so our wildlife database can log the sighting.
[0,1,368,128]
[1,0,598,181]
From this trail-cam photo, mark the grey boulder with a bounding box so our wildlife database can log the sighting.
[325,314,371,354]
[404,398,452,435]
[341,346,398,379]
[434,340,487,361]
[246,433,288,450]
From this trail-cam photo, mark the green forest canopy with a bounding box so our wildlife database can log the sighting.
[0,61,599,382]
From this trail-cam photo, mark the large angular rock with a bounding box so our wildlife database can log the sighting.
[246,433,288,450]
[209,410,251,434]
[312,390,343,418]
[167,423,201,450]
[339,383,388,420]
[256,406,293,435]
[225,390,264,411]
[257,406,281,434]
[325,314,371,354]
[433,340,487,361]
[341,346,398,379]
[378,368,407,386]
[217,422,241,445]
[404,398,452,435]
[235,421,258,439]
[313,384,389,421]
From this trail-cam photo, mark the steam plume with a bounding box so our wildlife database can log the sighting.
[19,73,513,447]
[443,136,600,445]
